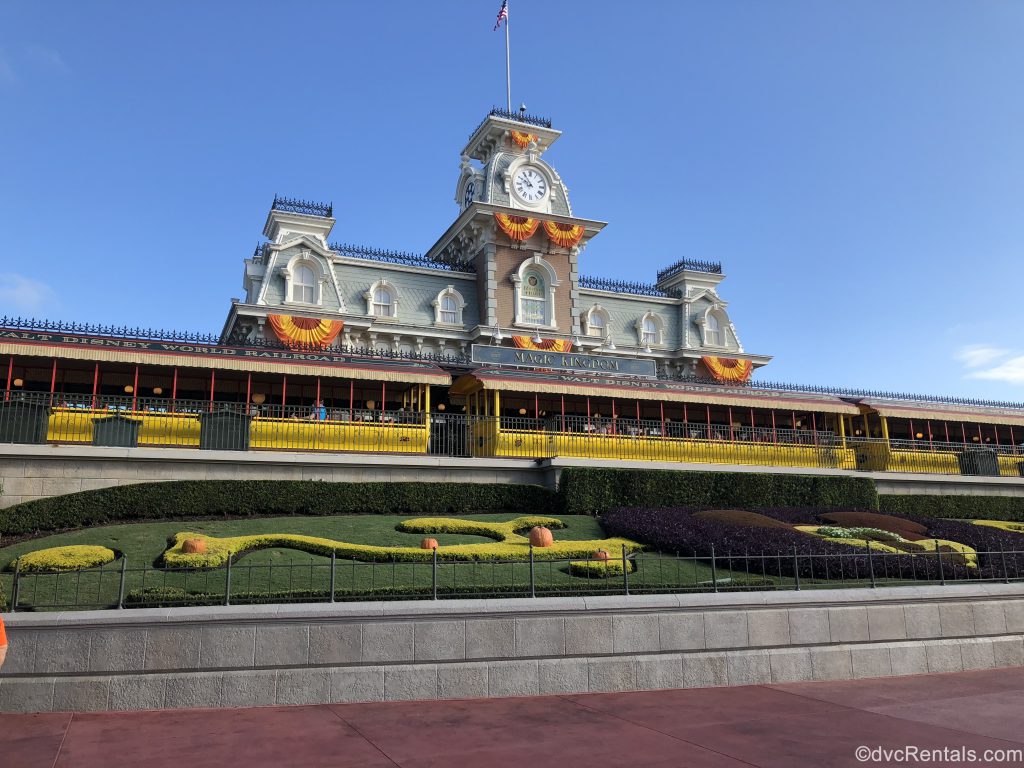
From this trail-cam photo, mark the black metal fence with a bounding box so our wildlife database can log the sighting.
[3,546,1022,612]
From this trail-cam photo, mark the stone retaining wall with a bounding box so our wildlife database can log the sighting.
[1,584,1022,712]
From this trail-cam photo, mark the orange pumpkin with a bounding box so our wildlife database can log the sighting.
[529,526,554,547]
[421,538,439,550]
[181,538,207,554]
[0,616,7,670]
[592,549,610,561]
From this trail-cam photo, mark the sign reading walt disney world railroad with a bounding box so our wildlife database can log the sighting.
[471,344,657,377]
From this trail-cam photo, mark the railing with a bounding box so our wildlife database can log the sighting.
[4,545,1022,612]
[578,276,682,298]
[271,195,333,218]
[471,107,553,137]
[3,391,1024,476]
[655,258,724,281]
[328,242,476,273]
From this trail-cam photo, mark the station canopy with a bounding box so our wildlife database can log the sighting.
[855,398,1024,428]
[451,368,861,415]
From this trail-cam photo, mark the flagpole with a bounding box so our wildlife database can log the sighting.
[505,1,511,112]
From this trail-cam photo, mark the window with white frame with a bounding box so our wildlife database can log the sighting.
[635,312,664,347]
[372,286,394,317]
[521,270,546,325]
[432,286,465,326]
[704,310,727,346]
[585,306,609,338]
[641,317,658,345]
[291,264,317,303]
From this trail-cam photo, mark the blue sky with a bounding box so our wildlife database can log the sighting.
[2,1,1023,400]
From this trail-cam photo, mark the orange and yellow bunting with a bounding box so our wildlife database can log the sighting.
[542,221,585,249]
[268,315,344,347]
[494,213,540,241]
[510,130,537,149]
[702,356,754,383]
[512,336,574,353]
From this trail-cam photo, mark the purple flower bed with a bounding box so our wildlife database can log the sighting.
[602,506,1024,582]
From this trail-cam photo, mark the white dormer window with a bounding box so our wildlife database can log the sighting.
[281,254,324,307]
[373,287,393,317]
[432,286,466,326]
[365,280,400,320]
[635,312,665,347]
[292,264,316,303]
[642,318,658,345]
[701,307,732,348]
[584,305,609,338]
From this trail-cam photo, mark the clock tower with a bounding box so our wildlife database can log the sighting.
[455,110,574,217]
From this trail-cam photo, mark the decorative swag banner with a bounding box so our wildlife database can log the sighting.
[512,335,574,353]
[268,315,344,347]
[702,356,754,383]
[542,221,584,248]
[494,213,540,241]
[510,130,537,148]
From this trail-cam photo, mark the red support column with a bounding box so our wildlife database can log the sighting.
[349,380,354,421]
[909,418,915,443]
[791,411,797,431]
[535,393,539,421]
[683,403,688,428]
[772,410,777,443]
[927,421,934,450]
[961,422,967,444]
[560,394,565,432]
[811,412,818,447]
[92,363,100,409]
[994,424,1000,446]
[49,359,57,406]
[659,401,665,438]
[611,399,617,435]
[316,377,321,405]
[171,367,178,413]
[635,400,640,425]
[706,404,711,439]
[4,355,12,401]
[282,374,287,416]
[132,365,139,411]
[977,422,984,444]
[1011,425,1017,451]
[246,373,252,413]
[944,421,951,444]
[586,396,591,431]
[728,407,734,442]
[208,369,215,413]
[382,381,386,422]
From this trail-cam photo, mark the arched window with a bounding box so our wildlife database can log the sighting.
[585,305,609,338]
[520,269,546,325]
[292,264,316,303]
[703,310,729,347]
[512,255,559,328]
[635,312,665,347]
[372,287,394,317]
[641,317,658,345]
[432,286,466,326]
[440,296,457,324]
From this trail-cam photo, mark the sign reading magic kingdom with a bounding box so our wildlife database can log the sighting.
[471,344,657,378]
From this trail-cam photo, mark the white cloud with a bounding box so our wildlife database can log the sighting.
[968,356,1024,385]
[955,345,1009,369]
[0,273,58,315]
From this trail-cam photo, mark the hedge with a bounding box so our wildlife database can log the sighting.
[879,495,1024,521]
[558,468,879,515]
[12,545,117,572]
[0,480,561,537]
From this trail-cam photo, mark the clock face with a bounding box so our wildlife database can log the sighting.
[463,180,475,208]
[513,167,548,203]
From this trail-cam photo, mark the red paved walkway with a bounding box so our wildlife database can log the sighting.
[3,668,1023,767]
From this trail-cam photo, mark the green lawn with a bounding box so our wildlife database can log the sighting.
[0,514,749,610]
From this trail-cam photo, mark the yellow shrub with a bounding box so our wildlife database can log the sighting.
[13,545,117,572]
[972,520,1024,534]
[161,515,641,568]
[795,525,977,568]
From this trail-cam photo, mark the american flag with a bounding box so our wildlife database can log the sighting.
[493,0,508,31]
